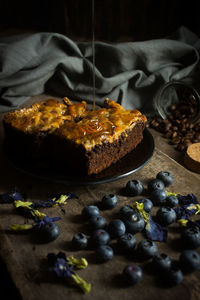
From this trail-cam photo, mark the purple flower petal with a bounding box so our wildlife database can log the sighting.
[31,192,77,209]
[49,257,74,279]
[177,193,198,205]
[145,216,168,242]
[34,216,61,228]
[0,189,24,203]
[174,204,197,220]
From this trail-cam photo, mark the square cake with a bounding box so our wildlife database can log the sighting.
[3,98,147,175]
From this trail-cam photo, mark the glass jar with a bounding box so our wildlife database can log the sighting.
[154,80,200,123]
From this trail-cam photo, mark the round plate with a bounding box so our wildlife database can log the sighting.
[6,129,154,185]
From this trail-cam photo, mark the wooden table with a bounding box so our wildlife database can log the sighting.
[0,95,200,300]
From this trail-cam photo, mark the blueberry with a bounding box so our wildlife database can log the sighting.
[137,239,158,259]
[125,180,144,196]
[119,205,134,219]
[117,233,137,253]
[34,222,60,243]
[72,232,88,250]
[137,198,153,213]
[148,179,165,193]
[96,245,114,262]
[107,219,126,239]
[165,267,183,286]
[179,250,200,273]
[166,195,179,208]
[123,265,143,285]
[101,194,118,210]
[82,205,100,220]
[91,229,110,247]
[152,253,172,272]
[124,211,145,234]
[156,171,174,187]
[156,207,176,226]
[181,227,200,249]
[89,215,107,230]
[150,189,167,206]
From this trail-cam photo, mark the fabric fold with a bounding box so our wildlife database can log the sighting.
[0,26,199,113]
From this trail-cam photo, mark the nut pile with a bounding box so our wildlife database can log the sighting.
[147,96,200,152]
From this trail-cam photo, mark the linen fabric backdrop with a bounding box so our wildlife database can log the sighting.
[0,26,200,114]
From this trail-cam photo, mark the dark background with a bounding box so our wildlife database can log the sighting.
[0,0,199,299]
[0,0,200,41]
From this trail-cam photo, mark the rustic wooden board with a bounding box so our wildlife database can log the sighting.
[0,145,200,300]
[0,96,200,300]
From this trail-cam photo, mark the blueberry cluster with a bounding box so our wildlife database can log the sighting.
[124,172,179,228]
[71,171,200,287]
[151,249,200,286]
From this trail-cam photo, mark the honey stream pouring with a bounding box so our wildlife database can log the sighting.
[92,0,96,110]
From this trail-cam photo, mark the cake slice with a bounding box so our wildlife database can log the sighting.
[3,98,147,175]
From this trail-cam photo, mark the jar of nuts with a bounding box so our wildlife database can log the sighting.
[148,80,200,152]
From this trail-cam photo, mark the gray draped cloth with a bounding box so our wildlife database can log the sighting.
[0,26,200,114]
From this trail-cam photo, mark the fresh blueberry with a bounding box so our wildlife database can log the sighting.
[123,265,143,285]
[82,205,100,220]
[165,267,183,286]
[89,215,107,230]
[96,245,114,262]
[107,219,126,239]
[117,233,137,254]
[119,205,134,219]
[125,180,144,196]
[181,227,200,249]
[72,232,88,250]
[148,179,165,193]
[179,250,200,273]
[34,222,60,243]
[137,239,158,259]
[156,207,176,226]
[137,198,153,213]
[124,211,145,234]
[91,229,110,247]
[150,189,167,206]
[101,194,118,210]
[166,195,179,208]
[156,171,174,187]
[152,253,172,272]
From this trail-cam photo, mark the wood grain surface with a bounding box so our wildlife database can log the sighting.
[0,96,200,300]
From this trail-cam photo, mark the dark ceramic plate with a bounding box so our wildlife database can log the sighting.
[5,129,154,185]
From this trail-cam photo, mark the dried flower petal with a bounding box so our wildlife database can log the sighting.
[177,193,198,205]
[31,199,55,209]
[34,216,61,228]
[14,200,32,208]
[194,204,200,215]
[50,258,74,278]
[10,224,33,231]
[145,216,168,242]
[132,201,149,223]
[67,256,88,269]
[177,219,188,227]
[14,200,47,219]
[0,189,24,203]
[71,274,91,294]
[166,192,178,197]
[47,252,91,294]
[174,204,197,220]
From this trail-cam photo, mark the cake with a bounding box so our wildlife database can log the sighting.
[3,98,147,175]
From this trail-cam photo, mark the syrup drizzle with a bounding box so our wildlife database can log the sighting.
[92,0,96,110]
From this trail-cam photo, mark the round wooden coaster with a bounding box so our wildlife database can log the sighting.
[184,143,200,173]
